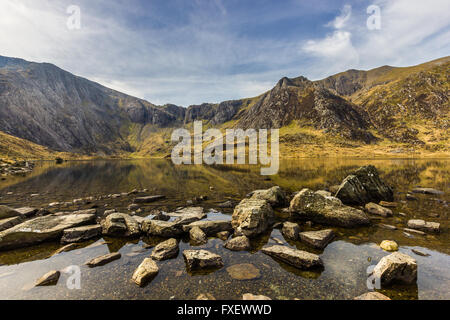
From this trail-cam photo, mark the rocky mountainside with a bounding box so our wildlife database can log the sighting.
[0,56,185,153]
[0,55,448,157]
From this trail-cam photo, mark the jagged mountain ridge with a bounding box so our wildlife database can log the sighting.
[0,55,448,156]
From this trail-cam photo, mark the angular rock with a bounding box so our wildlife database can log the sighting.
[405,193,418,201]
[261,245,323,269]
[189,226,207,244]
[151,238,179,261]
[61,224,102,243]
[142,220,183,237]
[411,188,444,195]
[250,186,287,207]
[335,165,393,205]
[131,258,159,287]
[379,201,398,208]
[52,243,78,256]
[0,213,96,251]
[315,190,332,197]
[216,231,230,241]
[373,252,417,285]
[0,205,19,220]
[0,216,24,232]
[407,219,440,233]
[224,236,251,251]
[15,207,38,217]
[134,195,165,203]
[281,222,300,240]
[354,292,391,300]
[183,250,224,271]
[217,201,234,208]
[35,270,60,286]
[101,213,141,237]
[365,203,393,217]
[226,263,260,280]
[231,199,274,237]
[299,229,335,249]
[86,252,121,267]
[380,240,399,252]
[289,188,370,228]
[403,228,426,236]
[242,293,271,300]
[182,220,232,236]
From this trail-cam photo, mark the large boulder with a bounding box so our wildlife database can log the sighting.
[231,199,275,238]
[101,213,140,237]
[150,238,179,261]
[289,189,370,228]
[335,165,393,205]
[183,250,224,271]
[372,252,417,286]
[182,220,232,236]
[0,213,96,251]
[261,245,323,269]
[61,225,103,244]
[249,186,287,207]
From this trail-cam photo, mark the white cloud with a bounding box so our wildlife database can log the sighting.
[327,4,352,29]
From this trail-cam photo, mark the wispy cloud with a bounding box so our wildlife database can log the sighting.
[0,0,448,106]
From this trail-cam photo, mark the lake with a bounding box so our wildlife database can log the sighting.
[0,158,448,300]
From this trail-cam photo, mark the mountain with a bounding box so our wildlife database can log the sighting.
[0,55,448,158]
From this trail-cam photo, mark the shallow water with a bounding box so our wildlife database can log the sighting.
[0,158,448,300]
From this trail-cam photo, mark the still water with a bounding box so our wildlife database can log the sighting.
[0,158,448,300]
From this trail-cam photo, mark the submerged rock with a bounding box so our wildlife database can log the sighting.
[372,252,417,286]
[232,199,274,237]
[281,222,300,240]
[0,213,96,251]
[224,236,251,251]
[335,165,393,205]
[183,250,224,271]
[407,219,440,233]
[86,252,121,268]
[354,292,391,300]
[52,243,78,256]
[151,238,179,261]
[134,195,165,203]
[61,224,102,244]
[365,203,393,217]
[289,188,370,228]
[101,213,141,237]
[250,186,287,207]
[216,231,230,241]
[379,201,398,208]
[299,229,335,249]
[411,188,444,195]
[131,258,159,287]
[226,263,261,280]
[35,270,60,286]
[261,245,323,269]
[380,240,399,252]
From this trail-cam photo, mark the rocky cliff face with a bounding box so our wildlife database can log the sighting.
[0,55,448,155]
[0,56,184,153]
[235,76,376,143]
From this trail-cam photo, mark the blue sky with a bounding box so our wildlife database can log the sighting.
[0,0,449,106]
